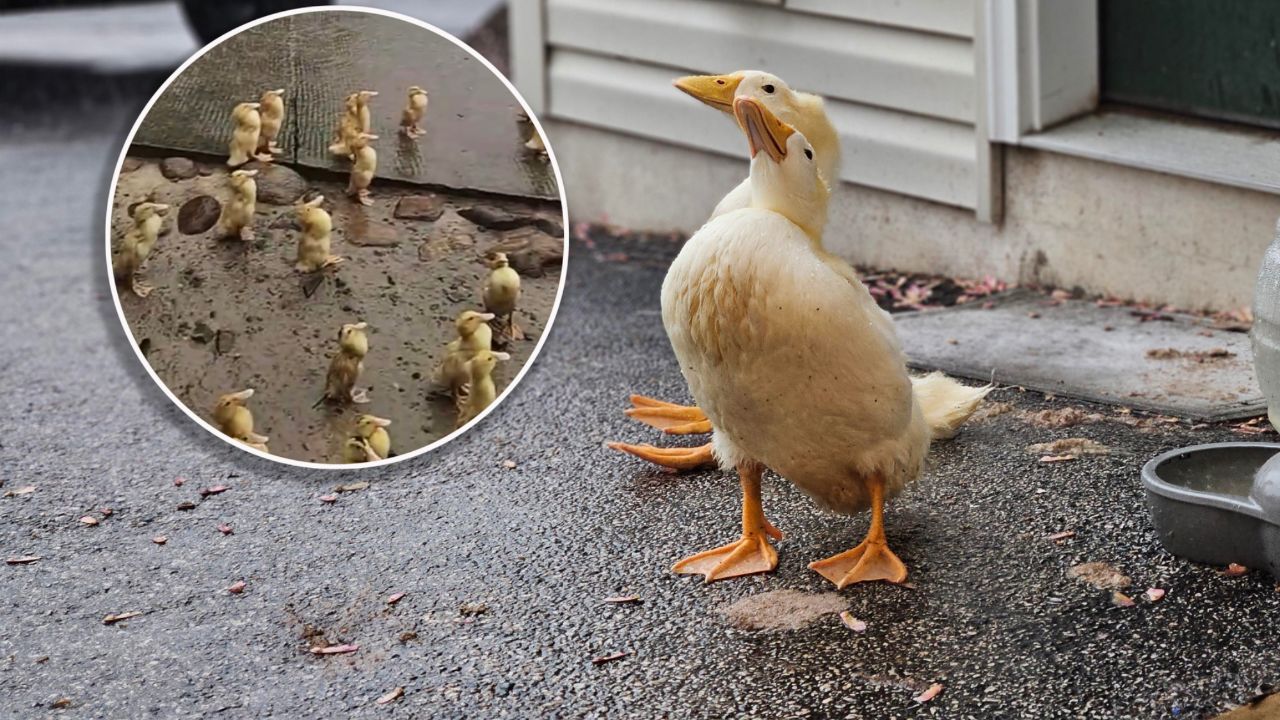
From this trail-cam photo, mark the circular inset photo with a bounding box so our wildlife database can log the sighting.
[106,7,566,468]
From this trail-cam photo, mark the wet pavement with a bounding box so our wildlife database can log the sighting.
[134,9,553,199]
[5,101,1280,715]
[5,14,1280,719]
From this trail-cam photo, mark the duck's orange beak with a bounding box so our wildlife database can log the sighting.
[673,73,742,112]
[733,97,793,163]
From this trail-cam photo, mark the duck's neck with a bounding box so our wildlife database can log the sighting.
[748,167,828,244]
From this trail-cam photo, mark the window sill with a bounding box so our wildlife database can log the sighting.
[1019,108,1280,196]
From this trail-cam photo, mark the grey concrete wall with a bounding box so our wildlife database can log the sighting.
[547,119,1280,311]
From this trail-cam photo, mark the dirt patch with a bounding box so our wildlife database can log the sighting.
[1026,438,1111,458]
[1146,347,1237,362]
[1067,562,1131,590]
[971,401,1015,423]
[111,156,562,464]
[719,590,847,632]
[1019,407,1106,429]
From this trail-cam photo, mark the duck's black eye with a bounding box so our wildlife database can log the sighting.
[804,148,813,160]
[762,84,776,94]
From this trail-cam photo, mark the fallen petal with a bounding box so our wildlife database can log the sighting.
[79,516,99,527]
[4,485,36,497]
[592,651,628,665]
[1046,530,1076,542]
[311,643,359,655]
[1225,563,1249,577]
[913,683,943,703]
[319,495,337,504]
[1142,588,1166,602]
[173,477,185,486]
[1111,591,1136,607]
[1040,455,1077,463]
[152,536,167,545]
[100,508,113,517]
[199,485,229,497]
[5,555,41,565]
[502,460,517,469]
[227,581,246,594]
[217,524,233,535]
[839,611,867,633]
[387,592,406,605]
[602,596,641,605]
[375,687,404,705]
[103,611,143,625]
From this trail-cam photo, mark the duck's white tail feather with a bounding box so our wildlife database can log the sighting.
[910,372,992,440]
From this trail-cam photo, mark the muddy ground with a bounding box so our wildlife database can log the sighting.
[110,154,563,464]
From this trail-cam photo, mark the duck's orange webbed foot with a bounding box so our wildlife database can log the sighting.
[672,463,781,582]
[606,441,717,471]
[808,475,908,589]
[625,396,712,434]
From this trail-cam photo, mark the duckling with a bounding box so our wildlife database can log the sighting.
[256,88,285,155]
[399,86,428,138]
[354,89,378,133]
[294,195,343,272]
[329,93,362,158]
[227,101,272,167]
[346,132,378,206]
[342,436,379,463]
[433,310,495,392]
[524,131,548,159]
[212,388,269,451]
[216,169,258,241]
[483,252,522,340]
[320,321,370,405]
[455,349,510,427]
[354,414,392,459]
[112,201,169,297]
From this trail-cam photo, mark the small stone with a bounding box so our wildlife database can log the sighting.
[178,195,221,235]
[250,162,307,205]
[121,157,144,173]
[393,194,446,221]
[458,204,532,231]
[160,156,198,180]
[191,321,215,344]
[345,213,399,247]
[215,329,236,355]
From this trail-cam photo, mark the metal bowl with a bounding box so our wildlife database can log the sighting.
[1140,442,1280,578]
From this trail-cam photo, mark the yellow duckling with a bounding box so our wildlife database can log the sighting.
[216,168,258,241]
[354,89,378,133]
[355,414,392,459]
[455,349,510,427]
[294,195,343,272]
[112,201,169,297]
[320,321,370,405]
[342,436,379,463]
[399,86,428,138]
[227,101,271,167]
[433,310,495,392]
[212,388,269,451]
[329,93,362,158]
[483,252,522,340]
[346,132,378,206]
[256,88,285,155]
[662,97,987,587]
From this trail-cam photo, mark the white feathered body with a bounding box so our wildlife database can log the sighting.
[662,208,930,514]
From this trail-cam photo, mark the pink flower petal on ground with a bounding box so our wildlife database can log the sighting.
[1224,563,1248,577]
[1046,531,1076,542]
[173,477,185,486]
[218,524,233,535]
[6,556,41,565]
[152,536,167,545]
[199,485,229,497]
[1111,591,1136,607]
[386,592,406,605]
[839,611,867,633]
[319,495,337,504]
[79,516,99,526]
[913,683,943,703]
[227,581,246,594]
[1142,588,1166,602]
[311,643,359,655]
[592,651,628,665]
[375,687,404,705]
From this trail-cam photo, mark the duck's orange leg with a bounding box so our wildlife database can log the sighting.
[673,463,781,582]
[808,476,908,588]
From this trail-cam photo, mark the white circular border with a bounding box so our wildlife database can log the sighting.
[104,5,570,471]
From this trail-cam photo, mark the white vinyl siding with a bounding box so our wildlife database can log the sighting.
[514,0,999,216]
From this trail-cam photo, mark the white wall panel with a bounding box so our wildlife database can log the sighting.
[785,0,975,38]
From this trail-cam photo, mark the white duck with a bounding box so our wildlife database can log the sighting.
[662,97,987,587]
